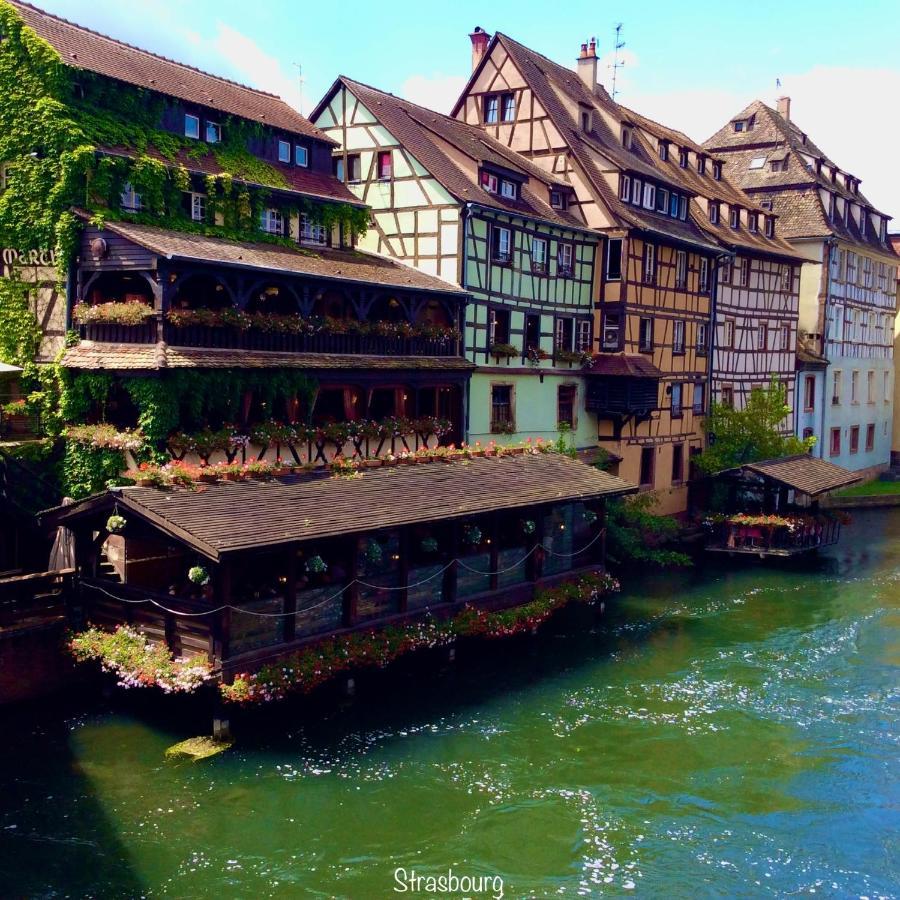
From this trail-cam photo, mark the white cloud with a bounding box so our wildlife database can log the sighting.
[400,73,469,114]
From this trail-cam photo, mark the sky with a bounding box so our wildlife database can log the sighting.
[33,0,900,220]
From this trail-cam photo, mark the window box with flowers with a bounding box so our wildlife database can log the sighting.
[489,342,519,359]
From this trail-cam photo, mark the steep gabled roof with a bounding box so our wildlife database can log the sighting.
[7,0,333,143]
[314,76,590,232]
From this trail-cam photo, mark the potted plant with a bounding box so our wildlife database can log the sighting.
[305,554,328,575]
[188,565,210,586]
[489,342,519,359]
[106,514,127,533]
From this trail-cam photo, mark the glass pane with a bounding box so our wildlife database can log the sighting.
[543,504,575,575]
[294,583,345,638]
[457,551,491,598]
[230,596,285,653]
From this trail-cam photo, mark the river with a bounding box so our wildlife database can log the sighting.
[1,509,897,898]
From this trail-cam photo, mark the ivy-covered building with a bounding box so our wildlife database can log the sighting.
[311,78,601,447]
[0,0,475,496]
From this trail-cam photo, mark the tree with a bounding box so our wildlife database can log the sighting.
[696,376,814,475]
[605,492,692,568]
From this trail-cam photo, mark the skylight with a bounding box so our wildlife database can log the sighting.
[749,156,767,170]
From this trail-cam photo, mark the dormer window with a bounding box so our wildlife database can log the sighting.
[658,140,668,161]
[621,126,631,148]
[830,168,837,184]
[760,199,773,210]
[678,196,687,220]
[184,113,200,139]
[678,148,689,169]
[697,156,706,175]
[582,111,592,133]
[729,206,740,229]
[880,219,888,242]
[260,208,284,235]
[656,187,668,213]
[669,192,679,218]
[770,157,788,173]
[631,178,642,205]
[500,179,517,200]
[764,216,775,238]
[709,202,719,225]
[484,94,499,124]
[205,121,222,144]
[277,140,291,163]
[296,145,310,168]
[713,161,722,181]
[550,190,565,210]
[184,191,206,222]
[619,174,630,201]
[481,171,498,194]
[120,181,142,212]
[643,183,656,210]
[748,212,758,233]
[300,214,327,245]
[501,93,516,122]
[733,120,745,132]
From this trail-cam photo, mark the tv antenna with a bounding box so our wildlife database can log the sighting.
[609,23,625,101]
[293,62,305,114]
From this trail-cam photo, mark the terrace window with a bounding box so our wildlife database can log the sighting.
[531,237,547,273]
[639,316,653,352]
[675,250,688,289]
[206,121,222,144]
[184,113,200,139]
[484,94,499,124]
[557,385,576,428]
[555,317,574,352]
[490,384,514,431]
[260,208,284,235]
[602,310,621,350]
[501,93,516,122]
[673,319,685,354]
[377,150,391,180]
[606,239,623,280]
[347,154,362,182]
[558,243,574,276]
[643,243,656,284]
[278,140,291,163]
[300,214,328,245]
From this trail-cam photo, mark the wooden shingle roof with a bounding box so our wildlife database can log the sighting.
[733,455,862,497]
[72,454,636,559]
[8,0,333,143]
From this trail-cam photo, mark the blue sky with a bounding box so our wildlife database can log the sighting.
[34,0,900,218]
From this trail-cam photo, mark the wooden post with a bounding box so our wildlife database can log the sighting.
[344,537,359,626]
[444,520,459,606]
[488,512,499,593]
[398,527,410,614]
[211,560,232,665]
[283,547,297,642]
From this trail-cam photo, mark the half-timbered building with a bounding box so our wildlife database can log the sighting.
[452,32,729,514]
[311,78,601,447]
[705,98,898,476]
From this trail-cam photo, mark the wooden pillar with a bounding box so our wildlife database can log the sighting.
[344,537,359,626]
[488,512,499,593]
[211,560,232,665]
[599,499,608,567]
[531,505,547,583]
[444,520,460,606]
[398,528,410,614]
[283,547,297,643]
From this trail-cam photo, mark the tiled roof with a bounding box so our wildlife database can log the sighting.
[75,216,467,294]
[97,146,360,207]
[60,343,475,372]
[8,0,333,143]
[585,354,662,378]
[738,454,861,497]
[324,77,590,232]
[100,454,636,558]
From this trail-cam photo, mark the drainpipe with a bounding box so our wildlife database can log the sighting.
[818,237,837,459]
[461,203,472,443]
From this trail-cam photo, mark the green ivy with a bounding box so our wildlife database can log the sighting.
[0,275,41,366]
[60,440,126,499]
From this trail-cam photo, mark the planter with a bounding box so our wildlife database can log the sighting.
[222,472,243,482]
[363,459,383,468]
[197,471,218,483]
[136,477,156,487]
[508,447,526,456]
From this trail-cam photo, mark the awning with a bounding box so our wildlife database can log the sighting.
[727,455,862,497]
[585,354,662,378]
[44,453,636,560]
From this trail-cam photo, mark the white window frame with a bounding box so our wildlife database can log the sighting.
[205,121,222,144]
[184,113,200,139]
[500,180,517,200]
[481,172,499,194]
[558,243,574,275]
[631,178,642,205]
[189,192,206,223]
[260,207,284,235]
[699,257,709,293]
[576,320,592,352]
[643,183,656,210]
[673,319,685,353]
[299,213,327,245]
[531,237,547,271]
[120,181,142,212]
[493,226,512,263]
[643,243,656,284]
[619,174,631,201]
[709,202,719,225]
[675,250,687,289]
[277,140,291,163]
[295,145,309,168]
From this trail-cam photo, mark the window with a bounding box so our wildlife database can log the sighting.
[500,180,517,200]
[206,121,222,144]
[631,178,642,205]
[760,198,773,211]
[867,370,875,403]
[671,383,683,417]
[709,202,719,225]
[500,93,516,122]
[757,323,768,350]
[643,183,656,210]
[492,226,512,263]
[347,154,362,182]
[679,148,689,168]
[120,181,142,212]
[184,113,200,139]
[764,216,774,238]
[619,174,631,201]
[0,163,14,192]
[830,427,841,456]
[730,206,740,229]
[673,319,685,354]
[780,324,790,351]
[489,308,511,346]
[851,369,860,404]
[832,370,842,406]
[733,120,745,132]
[558,243,574,276]
[723,318,735,349]
[260,208,283,234]
[669,192,679,218]
[699,257,709,293]
[582,111,592,132]
[804,375,816,411]
[277,140,291,163]
[481,171,499,194]
[865,423,875,452]
[863,256,872,288]
[736,258,749,287]
[713,161,722,180]
[484,94,499,124]
[657,187,669,214]
[332,157,344,182]
[576,321,592,352]
[749,155,767,170]
[602,310,621,350]
[188,192,206,223]
[721,385,734,408]
[748,212,759,233]
[377,150,391,179]
[849,425,860,454]
[639,317,653,352]
[658,140,668,161]
[885,371,891,403]
[696,322,708,354]
[678,196,687,220]
[692,381,705,414]
[672,442,684,484]
[490,384,513,431]
[639,446,655,488]
[720,259,732,284]
[675,250,687,289]
[531,237,547,273]
[555,317,574,352]
[697,156,706,176]
[643,243,656,284]
[606,239,622,280]
[550,190,565,209]
[557,385,577,429]
[525,314,541,351]
[621,127,631,148]
[300,214,327,245]
[846,252,857,283]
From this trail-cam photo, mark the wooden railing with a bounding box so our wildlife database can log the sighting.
[0,569,73,628]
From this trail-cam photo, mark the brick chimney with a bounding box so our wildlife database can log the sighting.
[469,27,491,72]
[576,37,598,89]
[777,96,791,122]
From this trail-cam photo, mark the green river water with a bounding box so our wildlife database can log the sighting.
[1,509,897,898]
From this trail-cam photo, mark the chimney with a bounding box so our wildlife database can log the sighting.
[469,27,491,72]
[777,96,791,122]
[576,37,598,89]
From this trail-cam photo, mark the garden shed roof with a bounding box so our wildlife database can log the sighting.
[726,455,862,497]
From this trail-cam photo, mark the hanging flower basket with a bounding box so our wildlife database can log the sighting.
[582,509,598,525]
[106,514,127,534]
[521,519,536,535]
[463,525,482,546]
[305,554,328,575]
[364,538,384,565]
[420,536,439,554]
[188,565,210,586]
